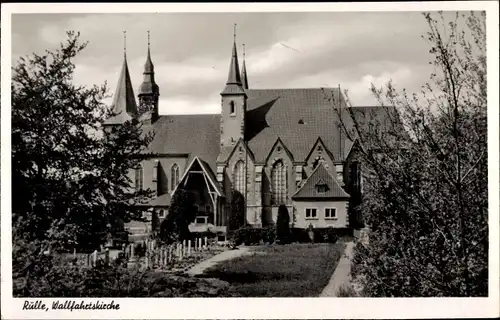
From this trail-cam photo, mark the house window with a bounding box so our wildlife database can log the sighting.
[325,208,337,219]
[135,166,143,191]
[171,163,179,190]
[158,209,165,218]
[316,182,330,193]
[271,160,287,205]
[234,160,245,194]
[305,208,317,219]
[195,216,208,224]
[230,101,235,116]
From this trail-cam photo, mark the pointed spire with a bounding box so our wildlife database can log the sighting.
[109,34,138,121]
[123,31,127,58]
[139,30,159,96]
[144,30,154,74]
[221,24,245,96]
[241,43,249,90]
[226,23,242,85]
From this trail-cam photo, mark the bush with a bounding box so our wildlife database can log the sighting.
[336,284,359,297]
[14,260,234,297]
[291,228,312,243]
[313,228,341,244]
[261,225,276,244]
[229,225,261,246]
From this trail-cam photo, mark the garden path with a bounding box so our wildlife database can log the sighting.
[185,246,251,276]
[320,241,355,297]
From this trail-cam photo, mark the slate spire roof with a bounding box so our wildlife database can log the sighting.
[292,162,350,199]
[241,44,249,90]
[139,31,159,96]
[221,26,246,96]
[105,49,138,125]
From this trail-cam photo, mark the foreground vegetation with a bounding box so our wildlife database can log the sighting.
[199,241,346,297]
[338,12,487,296]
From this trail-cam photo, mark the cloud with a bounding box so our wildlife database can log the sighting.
[12,11,457,114]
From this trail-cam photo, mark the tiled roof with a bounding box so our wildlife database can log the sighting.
[140,193,171,207]
[195,157,225,197]
[143,114,221,172]
[104,56,138,125]
[292,163,350,199]
[349,106,405,147]
[140,89,395,174]
[245,88,354,163]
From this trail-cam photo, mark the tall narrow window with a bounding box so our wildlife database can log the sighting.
[171,163,179,190]
[271,160,287,205]
[135,165,143,191]
[234,160,245,194]
[229,101,235,115]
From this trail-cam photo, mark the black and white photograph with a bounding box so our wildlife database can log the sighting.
[1,2,498,319]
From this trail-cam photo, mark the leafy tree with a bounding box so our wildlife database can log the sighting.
[228,190,245,231]
[159,185,197,244]
[276,205,291,244]
[327,12,487,296]
[12,31,155,285]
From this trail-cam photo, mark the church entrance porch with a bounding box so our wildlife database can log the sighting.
[174,157,227,235]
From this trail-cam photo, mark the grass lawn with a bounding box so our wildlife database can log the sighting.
[198,240,347,297]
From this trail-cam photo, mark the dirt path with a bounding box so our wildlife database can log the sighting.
[185,247,251,276]
[320,241,355,297]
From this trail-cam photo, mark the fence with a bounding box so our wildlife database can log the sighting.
[70,236,216,270]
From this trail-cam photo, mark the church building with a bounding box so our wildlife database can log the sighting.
[104,31,379,241]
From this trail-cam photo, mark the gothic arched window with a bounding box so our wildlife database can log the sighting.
[135,165,143,191]
[171,164,179,190]
[271,160,287,205]
[234,160,245,195]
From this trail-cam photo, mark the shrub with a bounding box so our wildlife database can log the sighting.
[230,225,261,246]
[336,284,359,297]
[261,225,276,244]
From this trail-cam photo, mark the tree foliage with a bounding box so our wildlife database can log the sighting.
[12,31,155,284]
[159,185,197,244]
[328,12,487,296]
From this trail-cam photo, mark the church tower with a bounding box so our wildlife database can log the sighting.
[138,31,160,123]
[220,26,247,148]
[103,31,138,127]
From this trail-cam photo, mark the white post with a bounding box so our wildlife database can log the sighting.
[104,248,110,266]
[130,243,135,260]
[204,236,208,249]
[179,243,184,261]
[188,240,191,256]
[198,238,202,251]
[92,250,98,267]
[73,248,77,259]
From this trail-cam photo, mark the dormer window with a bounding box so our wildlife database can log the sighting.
[230,101,235,116]
[317,145,323,152]
[315,180,330,193]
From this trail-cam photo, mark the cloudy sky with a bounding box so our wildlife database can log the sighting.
[11,11,458,115]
